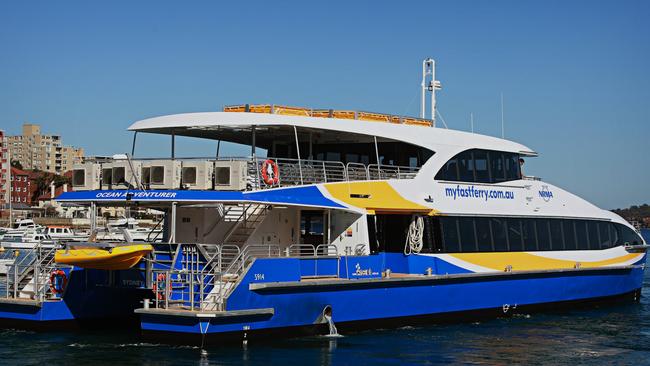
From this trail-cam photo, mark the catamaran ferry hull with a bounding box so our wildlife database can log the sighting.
[136,254,645,345]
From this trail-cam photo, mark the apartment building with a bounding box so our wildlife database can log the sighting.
[7,123,84,174]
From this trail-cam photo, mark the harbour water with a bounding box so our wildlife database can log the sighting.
[2,230,649,366]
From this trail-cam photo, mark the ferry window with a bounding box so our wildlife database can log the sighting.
[549,220,564,250]
[441,217,461,253]
[617,224,642,246]
[610,223,620,246]
[587,221,600,249]
[522,219,538,251]
[536,219,551,251]
[345,153,359,163]
[505,153,521,181]
[598,222,612,248]
[326,152,341,162]
[409,157,418,168]
[575,220,589,250]
[436,156,459,181]
[488,151,506,183]
[422,217,443,253]
[457,151,474,182]
[562,221,577,250]
[475,217,493,251]
[473,150,490,182]
[458,217,477,252]
[491,218,509,251]
[507,218,523,251]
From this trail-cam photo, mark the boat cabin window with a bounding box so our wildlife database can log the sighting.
[300,210,325,245]
[436,149,522,183]
[368,214,643,253]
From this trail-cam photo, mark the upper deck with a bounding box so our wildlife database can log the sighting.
[128,104,537,157]
[70,104,540,196]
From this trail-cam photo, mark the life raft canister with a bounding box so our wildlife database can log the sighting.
[49,269,68,294]
[261,159,280,186]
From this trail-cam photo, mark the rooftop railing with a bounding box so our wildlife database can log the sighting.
[83,156,422,191]
[249,156,420,189]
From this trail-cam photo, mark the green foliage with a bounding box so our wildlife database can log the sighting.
[10,160,22,169]
[612,203,650,224]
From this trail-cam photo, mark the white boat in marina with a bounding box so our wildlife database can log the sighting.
[95,217,163,242]
[0,228,57,249]
[43,226,88,241]
[0,219,43,240]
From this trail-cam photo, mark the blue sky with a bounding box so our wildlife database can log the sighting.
[0,1,648,209]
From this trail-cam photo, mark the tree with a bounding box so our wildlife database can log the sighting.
[10,160,22,170]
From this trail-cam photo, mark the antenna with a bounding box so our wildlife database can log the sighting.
[420,58,442,126]
[500,93,505,138]
[470,112,474,133]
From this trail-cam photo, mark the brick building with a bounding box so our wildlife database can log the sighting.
[10,167,31,206]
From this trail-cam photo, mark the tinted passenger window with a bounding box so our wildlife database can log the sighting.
[489,151,506,183]
[598,222,612,248]
[473,150,490,182]
[536,219,550,250]
[457,151,474,182]
[504,153,521,181]
[507,219,523,251]
[458,217,477,252]
[491,218,509,251]
[618,224,642,245]
[562,221,577,250]
[522,219,538,251]
[587,221,600,250]
[475,218,493,251]
[441,217,460,252]
[435,149,521,184]
[575,220,589,250]
[549,220,564,250]
[437,157,458,181]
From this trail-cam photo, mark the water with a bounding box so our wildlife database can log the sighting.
[1,230,649,365]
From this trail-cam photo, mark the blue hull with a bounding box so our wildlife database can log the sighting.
[0,267,150,329]
[139,254,645,344]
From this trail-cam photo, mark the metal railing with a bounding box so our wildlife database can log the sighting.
[100,155,421,191]
[2,242,68,302]
[367,164,420,180]
[150,242,342,312]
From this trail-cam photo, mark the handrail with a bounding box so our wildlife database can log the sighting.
[148,242,345,311]
[288,244,316,257]
[147,215,165,242]
[316,244,339,256]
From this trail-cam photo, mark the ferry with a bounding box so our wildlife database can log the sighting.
[0,59,645,344]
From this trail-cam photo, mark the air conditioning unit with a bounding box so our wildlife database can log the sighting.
[214,161,248,191]
[110,160,143,190]
[181,160,214,190]
[141,160,181,189]
[72,162,101,191]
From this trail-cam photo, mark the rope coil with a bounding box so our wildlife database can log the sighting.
[404,215,424,255]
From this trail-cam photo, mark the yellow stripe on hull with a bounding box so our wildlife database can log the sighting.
[324,181,436,214]
[449,251,642,272]
[55,244,153,270]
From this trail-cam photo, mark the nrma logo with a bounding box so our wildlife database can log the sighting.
[539,185,554,202]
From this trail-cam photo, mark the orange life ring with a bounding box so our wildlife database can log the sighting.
[152,273,167,300]
[261,159,280,186]
[49,270,68,294]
